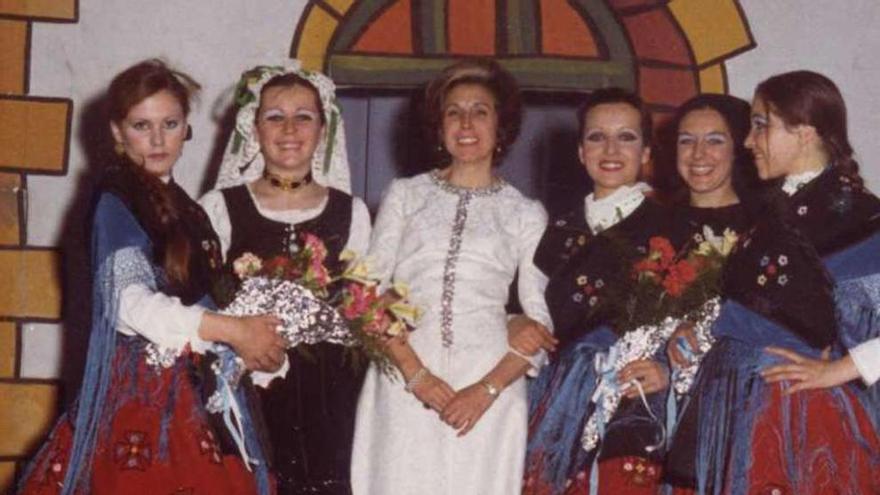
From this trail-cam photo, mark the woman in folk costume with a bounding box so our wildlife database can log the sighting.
[18,59,283,495]
[200,60,370,495]
[523,88,686,495]
[350,58,553,495]
[658,93,759,492]
[667,70,880,494]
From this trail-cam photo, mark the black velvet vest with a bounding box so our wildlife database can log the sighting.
[222,184,363,495]
[222,185,352,272]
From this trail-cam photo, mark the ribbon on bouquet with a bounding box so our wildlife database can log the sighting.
[586,346,666,495]
[205,276,354,467]
[205,345,255,468]
[666,336,696,447]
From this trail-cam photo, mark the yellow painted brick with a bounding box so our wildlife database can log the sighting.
[0,250,61,319]
[0,98,71,173]
[0,0,76,20]
[0,19,27,94]
[0,322,15,378]
[295,5,338,71]
[699,64,726,93]
[0,382,58,456]
[0,173,20,244]
[0,461,16,495]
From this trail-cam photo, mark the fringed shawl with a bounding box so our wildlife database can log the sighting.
[61,193,159,493]
[683,232,880,494]
[55,192,271,494]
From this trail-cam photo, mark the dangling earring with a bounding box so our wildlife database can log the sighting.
[437,143,444,152]
[114,142,125,156]
[185,125,193,141]
[495,144,502,154]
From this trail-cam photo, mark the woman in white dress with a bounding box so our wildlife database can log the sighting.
[199,61,371,494]
[351,59,552,494]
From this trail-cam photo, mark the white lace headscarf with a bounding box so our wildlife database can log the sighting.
[215,59,351,193]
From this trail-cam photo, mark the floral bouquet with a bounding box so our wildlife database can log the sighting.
[204,235,420,462]
[221,234,420,380]
[581,226,736,452]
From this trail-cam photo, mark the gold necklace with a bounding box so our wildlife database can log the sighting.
[263,169,312,191]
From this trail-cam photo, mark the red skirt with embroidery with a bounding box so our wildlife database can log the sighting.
[19,347,268,495]
[736,384,880,495]
[523,456,662,495]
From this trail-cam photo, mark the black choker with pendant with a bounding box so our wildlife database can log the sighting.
[263,170,312,191]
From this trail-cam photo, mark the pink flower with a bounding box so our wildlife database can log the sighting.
[343,283,378,320]
[303,233,328,264]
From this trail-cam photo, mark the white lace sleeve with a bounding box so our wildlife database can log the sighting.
[117,284,209,354]
[850,337,880,386]
[516,200,553,374]
[367,179,407,286]
[345,196,372,257]
[198,189,232,261]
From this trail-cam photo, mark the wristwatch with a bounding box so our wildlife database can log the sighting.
[480,380,500,398]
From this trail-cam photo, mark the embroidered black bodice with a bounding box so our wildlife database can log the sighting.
[722,167,880,349]
[535,199,682,346]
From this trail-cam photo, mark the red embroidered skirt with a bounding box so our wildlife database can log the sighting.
[523,456,662,495]
[19,351,267,495]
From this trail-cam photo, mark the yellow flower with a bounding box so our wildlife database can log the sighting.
[695,241,713,257]
[392,281,411,299]
[389,301,421,325]
[341,254,376,285]
[720,228,739,256]
[699,226,739,257]
[386,320,406,337]
[232,252,262,278]
[339,249,358,262]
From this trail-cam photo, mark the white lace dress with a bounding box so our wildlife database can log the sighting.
[351,171,552,495]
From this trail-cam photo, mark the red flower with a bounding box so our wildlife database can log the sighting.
[648,237,676,266]
[262,255,291,278]
[766,264,777,276]
[662,260,698,297]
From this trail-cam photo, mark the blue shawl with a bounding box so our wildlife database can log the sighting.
[684,232,880,494]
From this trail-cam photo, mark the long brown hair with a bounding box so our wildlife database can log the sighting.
[754,70,861,184]
[107,59,200,289]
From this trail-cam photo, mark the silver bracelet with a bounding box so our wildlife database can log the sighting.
[508,345,531,362]
[405,367,430,393]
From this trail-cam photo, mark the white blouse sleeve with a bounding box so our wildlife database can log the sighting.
[345,196,373,257]
[198,189,232,261]
[850,337,880,386]
[117,283,210,354]
[367,179,407,286]
[515,199,553,374]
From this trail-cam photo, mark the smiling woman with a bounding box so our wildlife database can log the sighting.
[351,58,552,495]
[523,88,687,495]
[199,61,372,495]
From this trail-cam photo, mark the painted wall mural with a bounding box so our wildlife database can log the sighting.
[292,0,755,115]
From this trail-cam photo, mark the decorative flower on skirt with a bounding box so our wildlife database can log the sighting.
[113,430,152,471]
